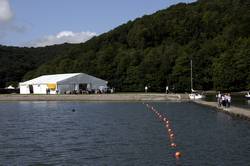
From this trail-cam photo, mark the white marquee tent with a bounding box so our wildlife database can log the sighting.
[19,73,108,94]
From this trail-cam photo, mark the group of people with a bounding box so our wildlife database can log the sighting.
[216,92,231,107]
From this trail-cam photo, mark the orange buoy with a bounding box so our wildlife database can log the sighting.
[170,133,174,138]
[168,129,172,132]
[171,143,177,147]
[166,121,169,124]
[175,151,181,158]
[166,124,169,128]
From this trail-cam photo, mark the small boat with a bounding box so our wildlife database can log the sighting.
[245,92,250,99]
[189,60,204,100]
[189,89,204,100]
[189,93,204,100]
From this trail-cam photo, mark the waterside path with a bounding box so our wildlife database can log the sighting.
[193,100,250,120]
[0,93,189,101]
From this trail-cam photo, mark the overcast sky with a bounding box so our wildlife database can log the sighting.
[0,0,196,47]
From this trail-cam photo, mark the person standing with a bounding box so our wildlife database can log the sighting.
[216,91,222,107]
[221,94,226,107]
[166,86,169,94]
[226,93,231,107]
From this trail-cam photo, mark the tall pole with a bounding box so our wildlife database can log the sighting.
[190,59,193,92]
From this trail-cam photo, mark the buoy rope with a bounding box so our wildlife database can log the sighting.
[143,103,182,161]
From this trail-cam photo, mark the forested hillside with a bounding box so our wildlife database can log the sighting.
[1,0,250,92]
[0,44,76,88]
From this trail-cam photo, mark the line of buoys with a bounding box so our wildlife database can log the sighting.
[144,103,182,160]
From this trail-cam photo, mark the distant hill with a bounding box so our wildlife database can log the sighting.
[0,0,249,92]
[0,44,76,88]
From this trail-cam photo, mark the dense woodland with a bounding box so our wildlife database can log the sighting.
[0,0,249,92]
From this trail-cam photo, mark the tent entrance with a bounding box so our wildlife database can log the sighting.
[29,85,33,94]
[79,83,88,90]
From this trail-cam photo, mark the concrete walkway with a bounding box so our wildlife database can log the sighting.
[193,100,250,120]
[0,93,189,101]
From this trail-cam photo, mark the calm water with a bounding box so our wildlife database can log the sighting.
[0,101,250,165]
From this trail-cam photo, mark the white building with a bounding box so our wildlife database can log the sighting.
[19,73,108,94]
